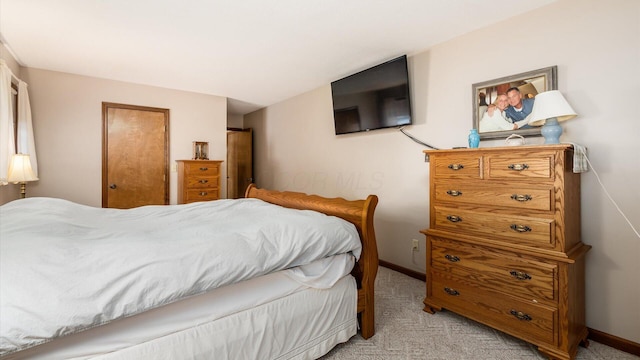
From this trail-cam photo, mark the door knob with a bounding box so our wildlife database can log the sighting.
[109,184,117,189]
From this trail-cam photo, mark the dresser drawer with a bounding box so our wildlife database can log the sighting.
[186,176,219,189]
[485,153,553,180]
[433,206,555,249]
[434,182,553,212]
[432,154,481,179]
[185,162,220,176]
[430,272,557,346]
[184,188,219,202]
[430,237,557,302]
[177,160,223,204]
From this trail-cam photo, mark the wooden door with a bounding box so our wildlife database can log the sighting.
[102,102,169,208]
[226,128,253,198]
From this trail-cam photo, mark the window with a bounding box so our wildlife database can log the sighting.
[11,82,17,151]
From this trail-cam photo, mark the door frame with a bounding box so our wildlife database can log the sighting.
[102,102,170,207]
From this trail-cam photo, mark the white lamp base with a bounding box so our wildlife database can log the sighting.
[541,118,562,144]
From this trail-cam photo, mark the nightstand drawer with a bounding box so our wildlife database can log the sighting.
[431,272,557,346]
[186,176,219,189]
[433,206,555,249]
[434,182,553,212]
[485,153,553,180]
[432,154,481,179]
[430,237,557,302]
[184,189,219,202]
[185,163,220,176]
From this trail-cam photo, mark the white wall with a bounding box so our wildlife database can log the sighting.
[245,0,640,343]
[2,68,228,206]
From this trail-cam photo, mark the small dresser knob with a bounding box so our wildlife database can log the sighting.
[444,287,460,296]
[509,270,532,280]
[508,163,529,171]
[448,164,464,170]
[510,310,532,321]
[199,179,209,184]
[510,224,532,232]
[445,254,460,262]
[199,167,209,171]
[511,194,532,202]
[446,190,462,197]
[446,215,462,223]
[199,191,208,196]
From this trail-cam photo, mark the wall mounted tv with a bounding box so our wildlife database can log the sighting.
[331,55,412,135]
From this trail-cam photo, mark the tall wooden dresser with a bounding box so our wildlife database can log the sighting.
[421,145,590,360]
[176,160,223,204]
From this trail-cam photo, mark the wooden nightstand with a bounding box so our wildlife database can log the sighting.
[176,160,223,204]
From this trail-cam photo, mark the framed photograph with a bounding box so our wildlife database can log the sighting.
[192,141,209,160]
[472,66,557,140]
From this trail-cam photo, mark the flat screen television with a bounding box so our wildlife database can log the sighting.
[331,55,412,135]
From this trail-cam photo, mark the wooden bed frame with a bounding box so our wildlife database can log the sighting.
[245,184,379,339]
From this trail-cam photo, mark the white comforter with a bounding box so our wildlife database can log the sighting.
[0,197,362,356]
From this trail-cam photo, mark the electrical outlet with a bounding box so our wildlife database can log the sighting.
[411,239,419,252]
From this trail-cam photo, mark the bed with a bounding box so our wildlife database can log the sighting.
[0,184,379,359]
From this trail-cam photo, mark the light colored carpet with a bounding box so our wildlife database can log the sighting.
[323,267,639,360]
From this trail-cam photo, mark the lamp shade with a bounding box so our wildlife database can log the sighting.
[528,90,577,127]
[7,154,39,183]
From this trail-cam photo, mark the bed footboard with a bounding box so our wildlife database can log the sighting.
[245,184,379,339]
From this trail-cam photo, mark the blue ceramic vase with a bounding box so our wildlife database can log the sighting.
[468,129,480,148]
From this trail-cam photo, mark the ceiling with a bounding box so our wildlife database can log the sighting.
[0,0,556,115]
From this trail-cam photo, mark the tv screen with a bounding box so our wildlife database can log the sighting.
[331,55,412,135]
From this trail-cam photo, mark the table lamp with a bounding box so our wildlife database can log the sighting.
[527,90,577,144]
[7,153,39,198]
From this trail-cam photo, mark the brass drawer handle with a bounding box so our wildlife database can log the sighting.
[446,215,462,223]
[199,191,208,196]
[446,190,462,197]
[510,224,531,232]
[199,179,209,184]
[510,310,532,321]
[448,164,464,170]
[509,270,532,280]
[445,254,460,262]
[444,287,460,296]
[199,167,209,171]
[508,163,529,171]
[511,194,532,202]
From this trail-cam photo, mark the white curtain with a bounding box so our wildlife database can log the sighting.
[0,59,16,185]
[17,80,37,176]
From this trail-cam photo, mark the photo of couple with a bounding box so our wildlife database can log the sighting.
[478,86,535,132]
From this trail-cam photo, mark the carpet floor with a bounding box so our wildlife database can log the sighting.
[322,266,638,360]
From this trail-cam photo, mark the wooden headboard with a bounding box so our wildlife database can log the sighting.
[245,184,379,339]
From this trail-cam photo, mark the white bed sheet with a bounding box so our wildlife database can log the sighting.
[3,255,357,360]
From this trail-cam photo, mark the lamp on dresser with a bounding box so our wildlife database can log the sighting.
[7,153,39,198]
[528,90,577,144]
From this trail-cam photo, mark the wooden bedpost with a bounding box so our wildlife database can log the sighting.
[358,194,378,339]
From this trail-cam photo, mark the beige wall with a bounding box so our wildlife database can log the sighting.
[246,0,640,343]
[0,42,20,75]
[0,67,227,206]
[227,113,244,129]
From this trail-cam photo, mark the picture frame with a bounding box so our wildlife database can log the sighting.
[192,141,209,160]
[472,66,557,140]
